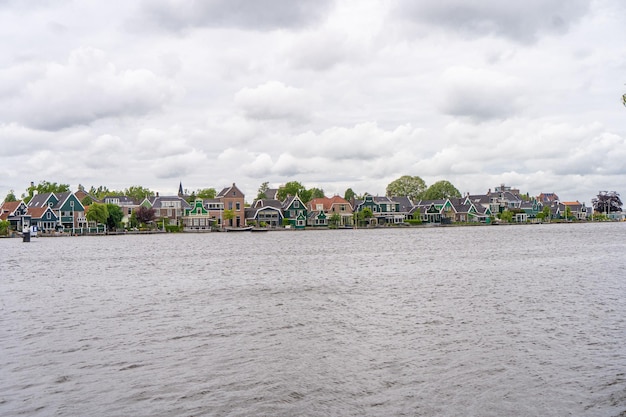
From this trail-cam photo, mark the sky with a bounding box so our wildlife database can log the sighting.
[1,0,625,204]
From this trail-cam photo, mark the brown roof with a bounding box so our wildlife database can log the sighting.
[27,207,49,219]
[0,201,22,220]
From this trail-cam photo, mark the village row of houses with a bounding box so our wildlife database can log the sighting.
[0,182,596,234]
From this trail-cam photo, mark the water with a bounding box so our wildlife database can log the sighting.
[1,223,625,416]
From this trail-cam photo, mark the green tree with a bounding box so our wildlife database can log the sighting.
[125,186,154,202]
[86,203,109,225]
[422,180,461,200]
[344,188,356,202]
[361,207,373,227]
[3,190,17,203]
[257,181,270,199]
[309,187,325,199]
[106,204,124,230]
[0,220,10,236]
[565,206,572,220]
[81,195,94,206]
[22,181,70,203]
[223,209,234,227]
[499,210,513,223]
[329,213,341,228]
[88,185,121,200]
[277,181,311,203]
[196,188,216,199]
[385,175,426,201]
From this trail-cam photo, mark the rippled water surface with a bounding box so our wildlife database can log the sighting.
[1,223,625,416]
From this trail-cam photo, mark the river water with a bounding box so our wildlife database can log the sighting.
[1,223,625,416]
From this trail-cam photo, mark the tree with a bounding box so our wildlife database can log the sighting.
[223,209,234,227]
[106,204,124,230]
[135,206,156,225]
[385,175,426,201]
[196,188,216,199]
[329,213,341,228]
[277,181,311,203]
[344,188,356,202]
[0,220,10,236]
[88,185,121,200]
[86,203,109,225]
[22,181,70,203]
[125,186,154,202]
[3,190,17,203]
[422,180,461,200]
[565,206,572,220]
[309,187,325,199]
[362,207,373,227]
[592,191,622,214]
[499,210,513,223]
[257,181,270,199]
[81,195,94,206]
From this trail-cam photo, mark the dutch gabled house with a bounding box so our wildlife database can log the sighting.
[216,183,246,228]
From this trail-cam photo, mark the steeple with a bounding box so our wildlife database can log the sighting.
[178,181,184,197]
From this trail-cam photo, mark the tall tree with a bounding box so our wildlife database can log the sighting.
[277,181,311,203]
[196,188,216,199]
[422,180,462,200]
[22,181,70,203]
[257,181,270,199]
[88,185,120,200]
[344,188,356,202]
[309,187,325,200]
[125,186,154,202]
[3,190,17,203]
[385,175,426,201]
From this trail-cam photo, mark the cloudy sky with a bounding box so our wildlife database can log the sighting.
[1,0,625,203]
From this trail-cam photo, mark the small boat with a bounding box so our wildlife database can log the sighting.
[250,228,269,232]
[224,226,253,232]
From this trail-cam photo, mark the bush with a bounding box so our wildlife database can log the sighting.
[165,224,182,233]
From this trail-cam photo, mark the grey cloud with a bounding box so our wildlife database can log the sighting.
[138,0,334,32]
[439,67,522,121]
[394,0,590,42]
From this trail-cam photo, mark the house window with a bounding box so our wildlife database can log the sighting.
[236,202,241,211]
[46,212,51,219]
[70,201,74,208]
[229,202,233,210]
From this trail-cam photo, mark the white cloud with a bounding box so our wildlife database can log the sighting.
[234,81,318,123]
[4,47,178,131]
